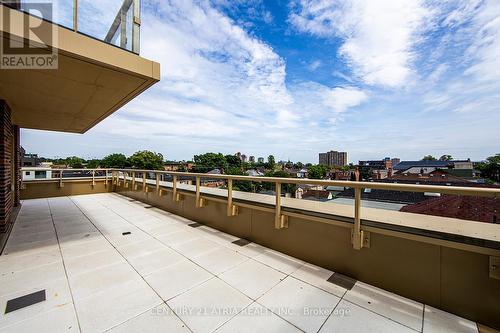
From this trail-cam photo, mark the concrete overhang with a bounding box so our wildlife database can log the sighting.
[0,5,160,133]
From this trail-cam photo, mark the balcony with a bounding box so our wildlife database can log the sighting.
[0,1,159,133]
[6,168,500,332]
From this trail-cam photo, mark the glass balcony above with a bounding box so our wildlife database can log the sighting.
[2,0,141,53]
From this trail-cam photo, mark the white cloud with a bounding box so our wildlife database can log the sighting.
[21,0,500,163]
[85,0,367,160]
[289,0,433,88]
[323,87,367,113]
[308,59,322,71]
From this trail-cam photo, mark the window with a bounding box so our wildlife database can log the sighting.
[35,171,47,179]
[25,171,31,176]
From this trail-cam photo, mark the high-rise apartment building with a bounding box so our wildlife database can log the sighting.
[319,150,348,166]
[249,156,255,163]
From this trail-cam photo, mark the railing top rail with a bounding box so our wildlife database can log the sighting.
[21,168,111,172]
[111,168,500,198]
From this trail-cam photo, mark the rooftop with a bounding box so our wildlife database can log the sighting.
[393,160,471,171]
[0,193,482,332]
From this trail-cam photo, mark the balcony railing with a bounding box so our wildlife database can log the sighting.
[1,0,141,53]
[20,168,500,255]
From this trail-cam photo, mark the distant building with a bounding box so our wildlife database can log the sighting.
[235,152,241,160]
[391,158,401,167]
[241,154,247,162]
[388,169,471,185]
[358,159,393,180]
[401,195,500,224]
[22,152,39,167]
[301,190,333,202]
[249,156,255,163]
[393,160,473,176]
[164,162,181,171]
[21,167,52,180]
[319,150,347,166]
[257,157,264,163]
[164,162,193,171]
[246,169,264,177]
[297,168,308,178]
[359,159,393,170]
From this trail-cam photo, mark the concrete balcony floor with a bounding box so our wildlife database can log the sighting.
[0,193,480,333]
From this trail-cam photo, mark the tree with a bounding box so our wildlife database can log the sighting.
[128,150,164,170]
[65,156,84,168]
[225,154,242,168]
[267,155,276,170]
[422,155,437,161]
[439,155,453,161]
[477,153,500,182]
[86,159,101,168]
[225,166,258,192]
[307,164,329,179]
[101,153,129,168]
[263,170,296,195]
[193,153,227,172]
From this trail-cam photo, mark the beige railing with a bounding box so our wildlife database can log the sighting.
[21,167,500,251]
[108,169,500,250]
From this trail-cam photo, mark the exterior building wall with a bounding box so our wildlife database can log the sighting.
[21,168,52,180]
[13,125,20,207]
[319,151,348,166]
[0,100,14,232]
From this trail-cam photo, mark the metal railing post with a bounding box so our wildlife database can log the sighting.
[132,0,141,53]
[92,169,95,187]
[132,171,136,190]
[274,182,288,229]
[59,170,64,188]
[172,175,179,201]
[195,176,205,208]
[156,173,160,194]
[73,0,78,32]
[142,172,147,192]
[352,187,364,250]
[227,178,237,216]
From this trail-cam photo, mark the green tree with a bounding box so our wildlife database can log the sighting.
[439,155,453,161]
[86,159,101,168]
[128,150,164,170]
[263,170,296,195]
[225,154,242,168]
[477,153,500,182]
[307,164,329,179]
[422,155,437,161]
[65,156,84,168]
[101,153,129,168]
[225,166,258,192]
[267,155,276,170]
[193,153,227,172]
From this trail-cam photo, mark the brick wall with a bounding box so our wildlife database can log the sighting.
[13,125,20,207]
[0,100,13,232]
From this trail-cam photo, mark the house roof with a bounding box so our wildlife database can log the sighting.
[302,190,331,199]
[393,160,471,171]
[207,168,222,175]
[246,169,263,177]
[388,170,470,184]
[400,195,499,224]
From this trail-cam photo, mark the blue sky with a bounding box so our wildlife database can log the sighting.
[22,0,500,163]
